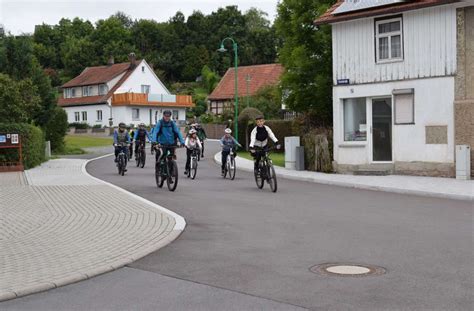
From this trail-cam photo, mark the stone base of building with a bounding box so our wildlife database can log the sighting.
[334,161,455,178]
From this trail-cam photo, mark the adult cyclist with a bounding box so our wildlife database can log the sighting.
[249,115,281,172]
[152,110,185,163]
[113,122,131,170]
[134,123,152,159]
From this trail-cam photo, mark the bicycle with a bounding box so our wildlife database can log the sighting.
[187,148,199,180]
[253,147,277,192]
[115,143,129,176]
[135,141,146,168]
[222,148,236,180]
[155,145,179,191]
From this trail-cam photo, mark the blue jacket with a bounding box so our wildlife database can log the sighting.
[153,119,185,145]
[134,128,152,142]
[220,135,239,152]
[113,130,131,145]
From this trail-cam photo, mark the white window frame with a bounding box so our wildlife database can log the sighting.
[81,111,87,121]
[141,85,151,94]
[172,110,179,120]
[375,17,403,64]
[82,86,89,97]
[71,88,77,98]
[96,110,103,121]
[74,112,80,122]
[342,98,367,143]
[132,108,140,120]
[99,84,108,95]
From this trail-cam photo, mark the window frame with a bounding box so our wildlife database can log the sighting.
[393,88,415,125]
[82,86,89,97]
[74,112,80,122]
[99,84,108,95]
[81,111,87,121]
[141,85,151,94]
[132,108,140,120]
[96,110,103,122]
[71,88,77,98]
[342,97,367,143]
[375,16,404,64]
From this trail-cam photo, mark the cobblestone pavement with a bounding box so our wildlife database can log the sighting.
[0,159,185,301]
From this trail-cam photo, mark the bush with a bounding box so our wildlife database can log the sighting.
[92,124,102,129]
[0,123,45,169]
[264,120,295,150]
[199,113,216,124]
[68,122,89,129]
[45,107,68,152]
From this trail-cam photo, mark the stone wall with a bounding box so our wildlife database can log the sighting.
[454,7,474,177]
[200,124,228,139]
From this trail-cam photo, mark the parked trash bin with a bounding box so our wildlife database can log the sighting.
[295,146,305,171]
[456,145,471,180]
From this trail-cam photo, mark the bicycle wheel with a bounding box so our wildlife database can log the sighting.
[136,151,140,167]
[267,164,277,193]
[140,149,146,168]
[118,155,123,175]
[190,157,197,180]
[155,161,165,188]
[254,164,264,189]
[229,156,236,180]
[167,160,178,192]
[120,156,125,176]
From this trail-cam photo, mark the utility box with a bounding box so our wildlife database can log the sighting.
[295,146,305,171]
[455,145,471,180]
[285,136,300,170]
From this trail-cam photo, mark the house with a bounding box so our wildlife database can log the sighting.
[315,0,474,177]
[207,64,284,115]
[58,53,194,127]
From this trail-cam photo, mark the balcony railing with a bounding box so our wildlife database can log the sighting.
[112,93,194,107]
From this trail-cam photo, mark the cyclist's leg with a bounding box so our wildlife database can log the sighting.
[134,141,139,156]
[185,148,191,171]
[201,141,205,156]
[222,150,229,171]
[114,146,120,162]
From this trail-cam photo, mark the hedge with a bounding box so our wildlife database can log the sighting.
[68,122,89,129]
[0,123,45,169]
[45,107,68,153]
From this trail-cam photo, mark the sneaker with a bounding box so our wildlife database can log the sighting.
[124,169,127,173]
[184,170,189,175]
[221,169,225,176]
[114,158,118,163]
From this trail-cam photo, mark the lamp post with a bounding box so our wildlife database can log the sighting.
[218,37,239,141]
[245,74,251,108]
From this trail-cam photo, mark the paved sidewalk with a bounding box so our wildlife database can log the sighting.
[0,158,185,302]
[215,152,473,201]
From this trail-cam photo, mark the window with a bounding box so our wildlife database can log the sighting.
[81,111,87,121]
[74,112,80,122]
[343,98,367,141]
[142,66,145,72]
[141,85,151,94]
[64,88,72,98]
[172,110,179,120]
[82,86,93,97]
[132,108,140,120]
[99,84,108,95]
[71,88,76,97]
[393,89,414,124]
[375,17,403,62]
[96,110,103,121]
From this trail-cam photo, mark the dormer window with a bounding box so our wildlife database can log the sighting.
[99,84,108,95]
[82,86,93,97]
[375,17,403,63]
[71,88,76,97]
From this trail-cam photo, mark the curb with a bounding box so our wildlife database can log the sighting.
[213,152,472,202]
[0,155,186,302]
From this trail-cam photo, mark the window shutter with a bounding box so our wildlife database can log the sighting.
[394,90,414,124]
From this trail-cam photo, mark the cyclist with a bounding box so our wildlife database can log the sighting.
[184,128,202,175]
[113,122,131,170]
[152,110,185,163]
[134,123,152,159]
[195,123,207,157]
[249,115,280,172]
[220,128,241,176]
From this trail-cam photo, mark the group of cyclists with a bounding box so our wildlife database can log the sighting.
[113,109,280,180]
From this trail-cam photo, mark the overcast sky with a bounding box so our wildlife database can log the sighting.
[0,0,279,35]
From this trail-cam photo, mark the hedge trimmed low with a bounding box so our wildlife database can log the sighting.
[0,123,45,169]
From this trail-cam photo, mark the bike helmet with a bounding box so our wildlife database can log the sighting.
[118,122,126,128]
[139,123,146,127]
[224,128,232,134]
[189,128,197,135]
[163,110,172,116]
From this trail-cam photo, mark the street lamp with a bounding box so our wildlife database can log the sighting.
[245,74,251,108]
[218,37,239,142]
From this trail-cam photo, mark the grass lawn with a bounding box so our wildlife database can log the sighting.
[237,150,285,167]
[57,135,113,155]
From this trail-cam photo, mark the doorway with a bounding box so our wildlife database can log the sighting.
[372,98,392,162]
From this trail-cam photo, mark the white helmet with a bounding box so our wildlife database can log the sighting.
[189,128,197,134]
[224,128,232,134]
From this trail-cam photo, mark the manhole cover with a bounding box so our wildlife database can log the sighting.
[310,263,386,277]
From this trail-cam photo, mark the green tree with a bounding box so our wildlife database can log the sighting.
[247,85,282,120]
[45,106,68,152]
[0,74,41,123]
[201,65,220,94]
[275,0,335,125]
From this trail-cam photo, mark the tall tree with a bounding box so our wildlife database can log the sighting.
[275,0,335,125]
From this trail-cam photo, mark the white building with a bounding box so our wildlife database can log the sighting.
[58,53,194,128]
[316,0,474,177]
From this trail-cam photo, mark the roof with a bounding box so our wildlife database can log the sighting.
[315,0,460,25]
[58,62,137,107]
[61,61,138,88]
[208,64,284,101]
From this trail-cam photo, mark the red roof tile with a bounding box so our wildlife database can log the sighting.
[315,0,460,25]
[208,64,284,101]
[61,61,136,88]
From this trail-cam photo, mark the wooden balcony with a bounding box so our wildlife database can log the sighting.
[111,93,194,108]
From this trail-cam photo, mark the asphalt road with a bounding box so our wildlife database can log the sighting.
[3,141,472,310]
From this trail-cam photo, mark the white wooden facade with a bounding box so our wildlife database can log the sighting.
[330,3,461,175]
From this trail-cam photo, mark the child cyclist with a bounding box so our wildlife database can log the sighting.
[220,128,241,176]
[184,128,202,175]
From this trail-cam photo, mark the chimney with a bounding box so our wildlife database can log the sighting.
[128,52,136,68]
[107,55,114,66]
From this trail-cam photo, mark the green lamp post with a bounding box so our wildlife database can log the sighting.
[218,37,239,141]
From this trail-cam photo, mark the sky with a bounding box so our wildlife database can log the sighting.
[0,0,279,35]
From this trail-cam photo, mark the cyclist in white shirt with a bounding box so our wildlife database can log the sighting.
[249,115,280,172]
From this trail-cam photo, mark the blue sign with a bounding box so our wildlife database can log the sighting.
[0,135,5,143]
[337,79,350,85]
